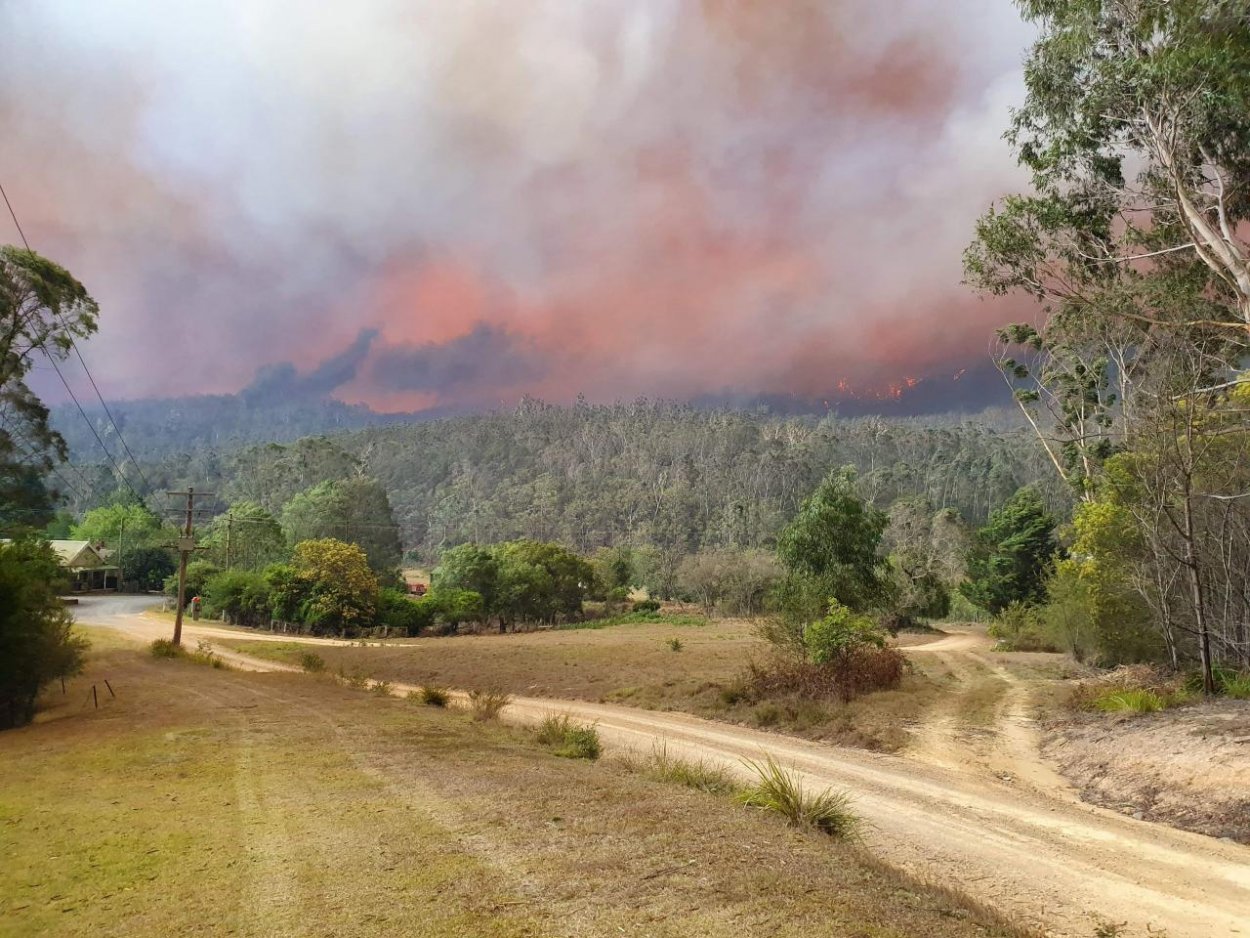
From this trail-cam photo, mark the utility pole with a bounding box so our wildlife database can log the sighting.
[117,514,125,593]
[167,488,213,646]
[224,511,233,569]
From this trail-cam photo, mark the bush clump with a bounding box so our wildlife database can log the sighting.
[419,685,450,707]
[1072,665,1190,713]
[736,754,860,840]
[149,638,182,659]
[468,688,511,721]
[746,645,905,703]
[632,599,661,614]
[535,715,602,760]
[299,652,326,673]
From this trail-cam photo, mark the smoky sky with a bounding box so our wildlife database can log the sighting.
[2,1,1036,413]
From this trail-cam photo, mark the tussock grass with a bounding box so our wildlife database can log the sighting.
[666,637,684,652]
[535,715,601,760]
[300,651,327,673]
[1074,665,1191,714]
[468,688,511,721]
[371,679,394,697]
[736,754,860,840]
[1220,672,1250,699]
[1091,689,1165,713]
[621,743,738,795]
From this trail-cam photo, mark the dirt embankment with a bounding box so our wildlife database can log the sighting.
[1044,701,1250,843]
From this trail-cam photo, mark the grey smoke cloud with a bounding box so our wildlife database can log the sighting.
[1,1,1036,411]
[242,328,378,402]
[371,323,543,394]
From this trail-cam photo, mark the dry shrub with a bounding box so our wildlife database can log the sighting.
[468,688,511,721]
[745,646,906,704]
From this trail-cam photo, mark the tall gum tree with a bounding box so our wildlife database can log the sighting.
[966,0,1250,691]
[0,247,99,528]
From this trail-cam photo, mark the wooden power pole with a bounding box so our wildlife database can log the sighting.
[167,487,213,646]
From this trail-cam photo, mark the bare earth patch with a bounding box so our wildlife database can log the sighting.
[1043,700,1250,843]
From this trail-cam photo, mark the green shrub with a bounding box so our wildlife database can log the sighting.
[149,638,182,659]
[299,652,326,673]
[988,602,1058,652]
[632,599,661,614]
[419,685,450,707]
[556,726,600,760]
[736,755,859,840]
[375,587,427,635]
[666,637,684,652]
[0,538,89,729]
[535,714,601,759]
[202,569,271,627]
[468,688,510,721]
[802,601,886,665]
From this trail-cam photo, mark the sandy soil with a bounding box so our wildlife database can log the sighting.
[76,597,1250,938]
[1043,702,1250,844]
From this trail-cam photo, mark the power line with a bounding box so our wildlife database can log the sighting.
[1,178,156,503]
[1,433,89,505]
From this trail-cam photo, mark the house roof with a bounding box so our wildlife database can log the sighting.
[48,540,98,567]
[0,538,117,570]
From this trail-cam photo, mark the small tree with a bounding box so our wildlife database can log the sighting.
[961,487,1057,616]
[772,468,889,643]
[292,538,378,636]
[0,538,89,729]
[0,247,99,530]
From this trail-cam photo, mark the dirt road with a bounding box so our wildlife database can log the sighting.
[77,597,1250,938]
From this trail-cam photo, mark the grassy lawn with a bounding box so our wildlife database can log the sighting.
[0,642,1030,938]
[218,619,949,751]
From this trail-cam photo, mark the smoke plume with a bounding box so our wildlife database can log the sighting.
[1,1,1035,412]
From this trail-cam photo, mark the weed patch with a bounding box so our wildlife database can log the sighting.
[300,652,326,673]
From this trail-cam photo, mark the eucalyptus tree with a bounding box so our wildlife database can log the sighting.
[965,0,1250,686]
[0,247,98,528]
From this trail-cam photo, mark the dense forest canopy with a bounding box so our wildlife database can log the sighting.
[64,400,1069,561]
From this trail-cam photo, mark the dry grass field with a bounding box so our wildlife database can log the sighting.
[0,636,1031,938]
[219,619,959,751]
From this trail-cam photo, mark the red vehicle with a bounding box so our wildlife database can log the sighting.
[406,582,428,597]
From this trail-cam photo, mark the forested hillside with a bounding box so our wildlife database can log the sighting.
[50,394,422,461]
[99,400,1066,560]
